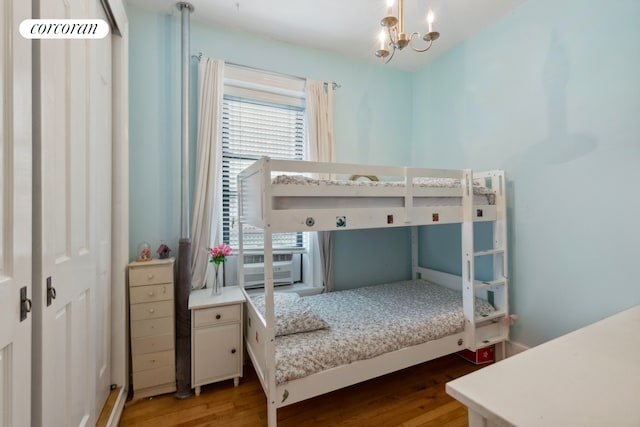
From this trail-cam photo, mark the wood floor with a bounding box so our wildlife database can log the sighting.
[120,354,486,427]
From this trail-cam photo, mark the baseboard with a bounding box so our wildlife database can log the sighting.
[106,386,128,427]
[506,340,529,357]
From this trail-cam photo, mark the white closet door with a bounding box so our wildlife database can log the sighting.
[33,0,112,424]
[90,0,113,413]
[0,0,32,426]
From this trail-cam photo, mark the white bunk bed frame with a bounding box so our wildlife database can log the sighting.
[237,157,509,427]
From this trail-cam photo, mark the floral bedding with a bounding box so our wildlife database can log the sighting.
[267,279,494,385]
[271,174,495,204]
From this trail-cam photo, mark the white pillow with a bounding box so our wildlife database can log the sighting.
[251,292,329,336]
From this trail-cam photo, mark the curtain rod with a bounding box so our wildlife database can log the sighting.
[191,52,341,90]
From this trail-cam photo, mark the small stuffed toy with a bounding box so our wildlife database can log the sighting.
[156,241,171,259]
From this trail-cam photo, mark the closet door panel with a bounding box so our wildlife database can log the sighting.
[34,0,112,424]
[0,0,32,425]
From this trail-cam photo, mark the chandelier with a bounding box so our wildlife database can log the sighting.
[375,0,440,63]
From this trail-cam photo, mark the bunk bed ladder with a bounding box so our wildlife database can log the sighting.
[462,170,510,353]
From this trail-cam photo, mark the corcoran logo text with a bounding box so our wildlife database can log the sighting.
[20,19,109,39]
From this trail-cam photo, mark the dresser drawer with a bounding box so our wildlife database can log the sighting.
[132,349,175,373]
[130,300,173,321]
[194,304,241,327]
[130,283,173,304]
[129,265,173,286]
[131,316,174,339]
[131,333,174,355]
[133,364,175,391]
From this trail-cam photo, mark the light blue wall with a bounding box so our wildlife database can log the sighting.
[129,7,182,261]
[127,5,413,287]
[333,228,412,290]
[412,0,640,346]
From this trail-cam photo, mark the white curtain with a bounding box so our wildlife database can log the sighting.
[305,80,336,292]
[191,57,225,289]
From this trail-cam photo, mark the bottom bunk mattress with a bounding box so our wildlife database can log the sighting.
[250,279,495,385]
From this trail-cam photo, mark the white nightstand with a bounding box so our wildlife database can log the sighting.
[189,286,246,396]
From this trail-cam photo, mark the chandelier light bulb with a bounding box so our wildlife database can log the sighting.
[379,30,386,50]
[386,0,394,15]
[427,10,434,33]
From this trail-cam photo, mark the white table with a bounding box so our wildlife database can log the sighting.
[446,306,640,427]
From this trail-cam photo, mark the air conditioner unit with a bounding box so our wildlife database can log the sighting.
[226,252,298,288]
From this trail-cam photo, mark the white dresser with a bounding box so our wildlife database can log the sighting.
[189,286,246,396]
[128,258,176,399]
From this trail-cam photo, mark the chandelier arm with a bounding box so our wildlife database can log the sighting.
[385,45,397,64]
[387,25,398,47]
[408,32,434,53]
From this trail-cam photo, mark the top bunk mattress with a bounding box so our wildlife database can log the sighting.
[250,279,495,385]
[270,175,496,208]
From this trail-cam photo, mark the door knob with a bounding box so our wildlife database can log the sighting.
[20,286,32,322]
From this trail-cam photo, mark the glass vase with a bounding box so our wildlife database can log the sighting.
[212,263,222,295]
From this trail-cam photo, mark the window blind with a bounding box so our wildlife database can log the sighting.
[222,95,305,250]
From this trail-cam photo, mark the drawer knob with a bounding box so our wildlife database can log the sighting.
[148,291,155,297]
[231,348,236,354]
[148,308,155,313]
[216,314,221,320]
[147,274,154,280]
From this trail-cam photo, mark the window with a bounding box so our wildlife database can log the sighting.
[221,74,306,252]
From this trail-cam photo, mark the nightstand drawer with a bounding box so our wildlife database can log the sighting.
[129,265,173,286]
[132,350,175,372]
[131,333,174,355]
[133,365,175,391]
[194,304,241,327]
[130,283,173,304]
[131,316,174,339]
[130,300,173,321]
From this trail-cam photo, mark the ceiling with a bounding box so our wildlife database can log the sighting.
[126,0,526,71]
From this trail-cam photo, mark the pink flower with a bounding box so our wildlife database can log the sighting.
[208,243,232,265]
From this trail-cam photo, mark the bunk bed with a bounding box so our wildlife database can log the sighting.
[237,157,509,427]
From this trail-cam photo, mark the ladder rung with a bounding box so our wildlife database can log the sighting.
[474,279,506,290]
[476,335,508,348]
[475,310,507,323]
[474,248,504,257]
